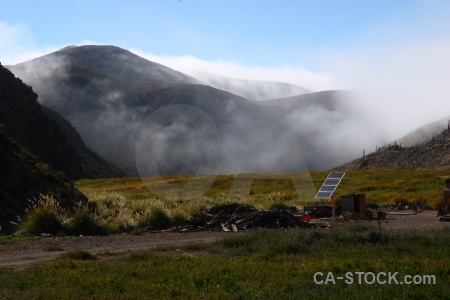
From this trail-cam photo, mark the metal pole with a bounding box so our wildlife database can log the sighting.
[332,194,335,218]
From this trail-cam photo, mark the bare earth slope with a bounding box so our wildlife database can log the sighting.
[336,128,450,170]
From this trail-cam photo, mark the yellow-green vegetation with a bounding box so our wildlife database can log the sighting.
[17,169,450,235]
[0,226,449,299]
[75,169,450,228]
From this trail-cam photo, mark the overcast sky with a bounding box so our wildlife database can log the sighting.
[1,0,450,136]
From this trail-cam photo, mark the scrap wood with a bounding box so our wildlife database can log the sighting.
[168,203,313,232]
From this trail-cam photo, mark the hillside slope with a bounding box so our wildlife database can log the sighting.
[335,128,450,170]
[9,45,201,85]
[41,107,124,178]
[0,63,83,179]
[189,72,309,100]
[395,116,450,147]
[0,64,86,226]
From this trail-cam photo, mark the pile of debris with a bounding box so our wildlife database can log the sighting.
[169,203,313,232]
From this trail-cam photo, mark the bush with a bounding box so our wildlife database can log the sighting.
[409,195,428,205]
[390,195,409,205]
[60,250,97,261]
[138,208,172,229]
[67,207,106,236]
[171,212,187,227]
[19,207,64,235]
[269,202,290,210]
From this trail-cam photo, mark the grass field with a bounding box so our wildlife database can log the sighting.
[2,169,450,298]
[0,226,449,299]
[74,169,450,230]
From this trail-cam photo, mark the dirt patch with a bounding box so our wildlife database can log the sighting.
[0,231,228,270]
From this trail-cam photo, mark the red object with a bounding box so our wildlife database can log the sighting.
[302,214,312,221]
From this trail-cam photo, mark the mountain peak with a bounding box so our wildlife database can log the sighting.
[16,44,201,85]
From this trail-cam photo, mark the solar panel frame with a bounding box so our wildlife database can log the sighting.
[314,172,345,199]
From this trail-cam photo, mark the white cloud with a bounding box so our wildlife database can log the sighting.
[328,36,450,140]
[128,48,335,91]
[0,21,57,65]
[2,18,449,142]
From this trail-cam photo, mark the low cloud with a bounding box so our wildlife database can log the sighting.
[329,37,450,140]
[0,21,53,65]
[2,16,450,146]
[128,48,335,92]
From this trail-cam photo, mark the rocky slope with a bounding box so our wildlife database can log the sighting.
[335,128,450,170]
[0,63,83,179]
[0,64,86,226]
[395,116,450,147]
[41,107,124,178]
[189,72,309,101]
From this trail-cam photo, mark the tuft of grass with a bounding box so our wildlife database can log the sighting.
[66,206,107,236]
[43,245,64,252]
[137,208,172,229]
[60,250,97,261]
[19,207,64,235]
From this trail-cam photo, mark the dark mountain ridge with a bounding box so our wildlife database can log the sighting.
[0,63,86,226]
[0,63,83,179]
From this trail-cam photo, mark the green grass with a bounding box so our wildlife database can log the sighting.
[16,169,450,235]
[5,169,449,298]
[74,169,450,229]
[0,226,448,299]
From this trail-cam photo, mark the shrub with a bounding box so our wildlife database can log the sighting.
[67,207,106,236]
[409,195,428,205]
[171,212,187,227]
[60,250,97,261]
[138,208,172,229]
[19,207,64,235]
[269,202,290,210]
[390,195,409,205]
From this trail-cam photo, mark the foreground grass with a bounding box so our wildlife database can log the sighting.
[0,226,449,299]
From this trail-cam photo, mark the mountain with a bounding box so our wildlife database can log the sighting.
[0,63,83,179]
[188,72,309,101]
[0,64,86,226]
[6,45,378,175]
[257,91,386,171]
[10,45,201,85]
[40,107,124,178]
[335,128,450,170]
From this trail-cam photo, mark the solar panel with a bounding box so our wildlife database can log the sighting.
[315,191,334,199]
[327,172,345,179]
[319,185,336,192]
[315,172,345,199]
[323,178,340,186]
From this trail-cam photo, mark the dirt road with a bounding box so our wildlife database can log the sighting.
[0,211,448,269]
